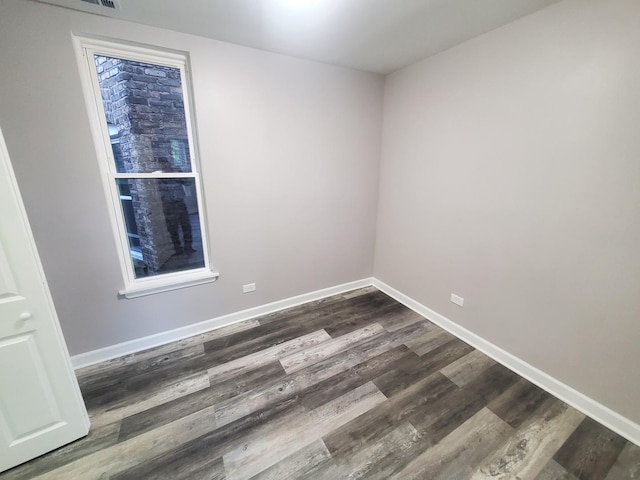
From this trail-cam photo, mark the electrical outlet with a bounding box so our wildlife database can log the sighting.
[243,283,256,293]
[450,293,464,307]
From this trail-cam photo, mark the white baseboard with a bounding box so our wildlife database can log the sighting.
[71,277,373,370]
[372,278,640,447]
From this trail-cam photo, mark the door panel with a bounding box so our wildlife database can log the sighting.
[0,333,62,442]
[0,127,89,472]
[0,241,19,299]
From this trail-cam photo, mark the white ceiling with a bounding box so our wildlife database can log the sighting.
[36,0,562,74]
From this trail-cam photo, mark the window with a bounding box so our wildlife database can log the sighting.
[76,38,217,298]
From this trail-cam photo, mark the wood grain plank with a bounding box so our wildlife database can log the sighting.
[0,423,121,480]
[208,329,331,381]
[340,286,378,299]
[279,323,385,374]
[470,398,585,479]
[325,371,457,461]
[90,371,210,428]
[248,440,332,480]
[336,421,426,480]
[112,453,225,480]
[235,291,396,341]
[297,345,417,412]
[323,302,406,337]
[553,417,628,480]
[32,403,219,480]
[203,294,397,369]
[213,326,424,428]
[604,442,640,480]
[404,326,457,356]
[439,349,496,387]
[488,377,552,429]
[256,289,391,327]
[81,348,218,413]
[375,308,426,332]
[393,408,512,480]
[373,337,473,398]
[75,320,259,380]
[118,361,286,442]
[409,362,520,443]
[114,395,302,480]
[223,382,387,480]
[79,344,206,403]
[535,459,579,480]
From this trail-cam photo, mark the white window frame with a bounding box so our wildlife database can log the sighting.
[74,36,218,298]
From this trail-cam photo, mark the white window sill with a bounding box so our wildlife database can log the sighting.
[119,270,219,299]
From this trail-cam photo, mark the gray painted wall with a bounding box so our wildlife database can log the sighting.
[374,0,640,423]
[0,0,383,354]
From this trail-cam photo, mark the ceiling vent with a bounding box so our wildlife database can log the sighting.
[80,0,120,9]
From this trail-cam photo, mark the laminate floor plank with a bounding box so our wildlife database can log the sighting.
[78,344,206,397]
[75,319,260,381]
[112,451,225,480]
[335,421,427,480]
[256,289,390,327]
[82,348,225,413]
[553,417,628,480]
[440,349,497,387]
[118,361,286,442]
[248,440,333,480]
[404,326,457,356]
[203,294,397,365]
[373,337,473,398]
[375,307,426,332]
[182,457,227,480]
[604,442,640,480]
[208,329,331,381]
[470,398,585,479]
[323,301,406,337]
[279,323,385,374]
[408,363,520,447]
[535,459,580,480]
[235,291,396,341]
[4,287,637,480]
[113,395,303,480]
[394,407,512,480]
[212,328,399,428]
[488,377,553,429]
[0,423,121,480]
[89,371,210,430]
[213,321,431,429]
[31,404,219,480]
[79,345,209,409]
[296,345,417,412]
[222,382,387,480]
[324,371,457,461]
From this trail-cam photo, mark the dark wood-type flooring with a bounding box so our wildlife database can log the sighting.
[2,288,639,479]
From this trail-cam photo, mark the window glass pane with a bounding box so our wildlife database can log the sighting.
[117,178,205,278]
[95,55,192,173]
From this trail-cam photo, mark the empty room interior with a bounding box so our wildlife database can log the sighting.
[0,0,639,478]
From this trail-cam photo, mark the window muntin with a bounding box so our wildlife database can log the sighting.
[78,39,215,296]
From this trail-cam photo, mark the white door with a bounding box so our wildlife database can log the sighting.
[0,127,89,472]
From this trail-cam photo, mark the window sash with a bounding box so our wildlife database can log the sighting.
[113,173,198,179]
[75,36,216,296]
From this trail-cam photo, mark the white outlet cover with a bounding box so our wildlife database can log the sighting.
[450,293,464,307]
